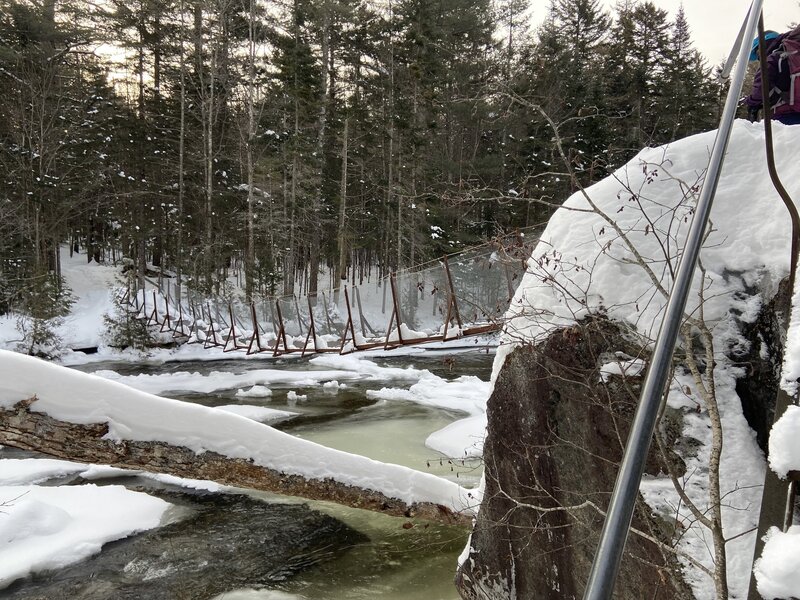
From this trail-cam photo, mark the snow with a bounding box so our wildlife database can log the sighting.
[89,354,428,397]
[767,405,800,479]
[0,247,121,354]
[425,415,486,458]
[235,385,273,398]
[491,120,800,600]
[0,484,170,589]
[367,374,487,416]
[754,526,800,600]
[0,349,474,513]
[93,367,361,395]
[598,354,646,383]
[387,323,429,343]
[0,458,86,485]
[58,250,121,349]
[366,372,489,458]
[216,404,297,424]
[0,457,223,492]
[499,121,798,359]
[780,268,800,396]
[641,359,766,597]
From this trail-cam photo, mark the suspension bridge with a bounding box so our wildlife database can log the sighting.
[121,229,538,357]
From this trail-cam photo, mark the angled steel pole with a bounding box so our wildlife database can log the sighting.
[583,2,765,598]
[720,3,753,80]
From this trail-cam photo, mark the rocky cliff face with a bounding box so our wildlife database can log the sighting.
[455,317,695,600]
[734,278,791,453]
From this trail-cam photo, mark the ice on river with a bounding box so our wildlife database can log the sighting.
[85,354,490,459]
[0,483,170,589]
[90,354,431,396]
[217,404,297,424]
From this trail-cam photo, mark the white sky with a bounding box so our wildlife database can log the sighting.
[530,1,798,66]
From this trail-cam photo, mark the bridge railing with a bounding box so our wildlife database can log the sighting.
[123,228,540,357]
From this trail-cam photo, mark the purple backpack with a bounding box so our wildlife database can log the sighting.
[775,27,800,113]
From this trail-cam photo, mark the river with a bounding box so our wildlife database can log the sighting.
[3,348,492,600]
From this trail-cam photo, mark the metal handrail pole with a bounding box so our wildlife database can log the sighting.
[583,1,764,598]
[720,2,753,80]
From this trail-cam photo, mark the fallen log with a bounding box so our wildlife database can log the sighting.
[1,396,471,526]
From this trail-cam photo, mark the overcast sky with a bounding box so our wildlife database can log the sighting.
[531,1,798,66]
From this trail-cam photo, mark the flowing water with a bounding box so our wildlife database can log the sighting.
[6,348,493,600]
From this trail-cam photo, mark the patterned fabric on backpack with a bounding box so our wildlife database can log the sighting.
[775,27,800,113]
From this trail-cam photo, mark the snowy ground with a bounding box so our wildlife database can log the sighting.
[0,478,171,589]
[0,248,121,354]
[0,245,497,366]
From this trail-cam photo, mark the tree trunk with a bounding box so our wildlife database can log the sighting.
[205,47,216,292]
[244,0,257,303]
[335,118,349,303]
[308,0,331,299]
[176,0,187,304]
[1,397,470,527]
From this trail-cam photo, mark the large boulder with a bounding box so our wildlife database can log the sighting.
[456,317,694,600]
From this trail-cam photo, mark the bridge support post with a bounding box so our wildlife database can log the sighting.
[147,290,160,326]
[273,299,290,356]
[389,273,404,346]
[339,286,359,354]
[443,256,463,330]
[159,292,173,333]
[223,304,242,353]
[246,303,263,355]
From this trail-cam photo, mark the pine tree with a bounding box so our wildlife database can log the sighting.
[661,5,716,140]
[628,1,671,144]
[0,0,729,326]
[0,0,111,308]
[266,0,322,294]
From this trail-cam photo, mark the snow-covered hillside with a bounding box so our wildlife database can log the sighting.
[491,119,800,599]
[0,248,120,354]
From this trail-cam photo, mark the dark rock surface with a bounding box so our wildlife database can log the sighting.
[734,277,791,453]
[456,317,695,600]
[5,488,366,600]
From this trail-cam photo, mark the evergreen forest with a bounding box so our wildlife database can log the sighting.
[0,0,727,314]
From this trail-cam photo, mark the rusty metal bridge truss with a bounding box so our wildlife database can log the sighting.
[120,231,537,357]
